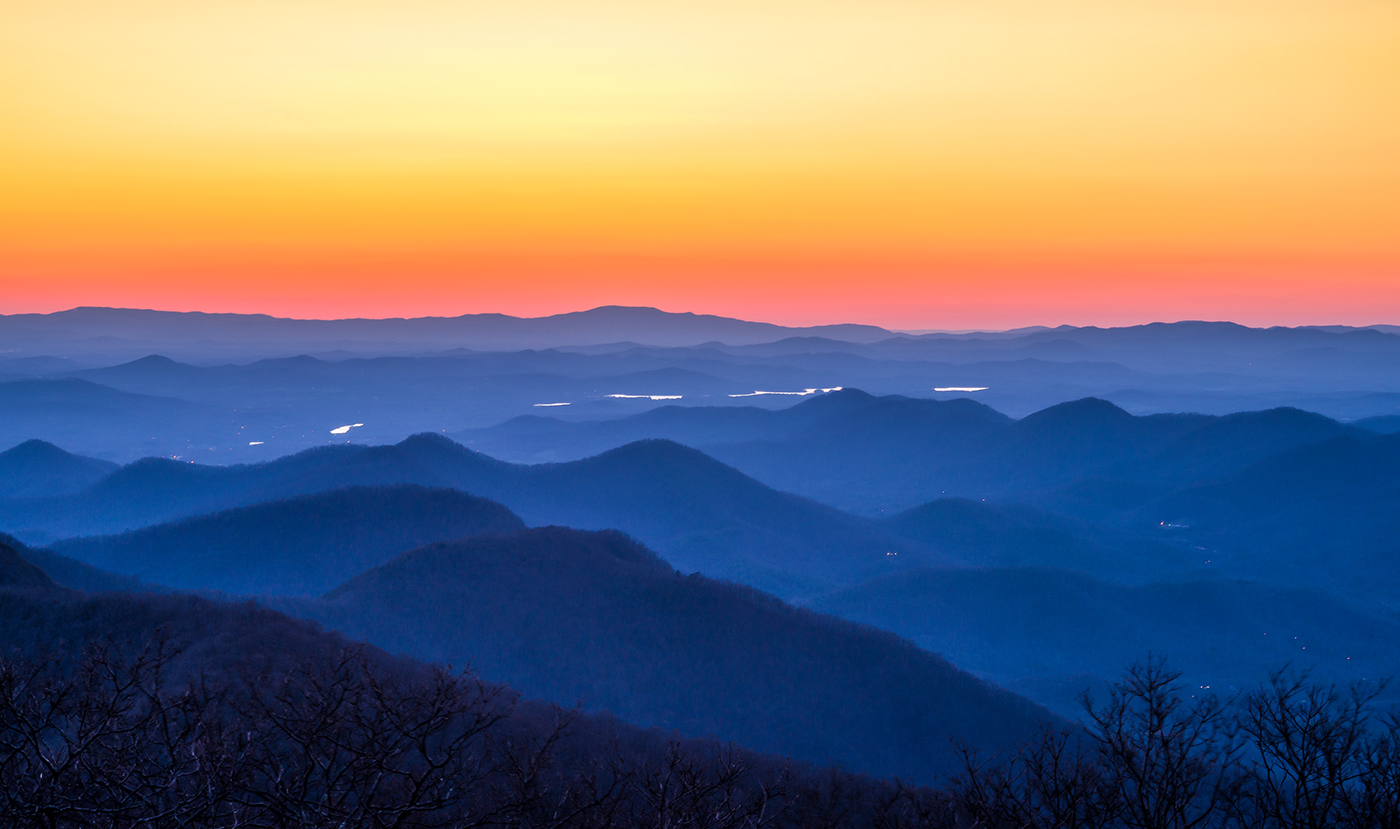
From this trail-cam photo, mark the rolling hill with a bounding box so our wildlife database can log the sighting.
[1105,431,1400,603]
[880,498,1196,582]
[0,435,938,598]
[0,537,53,589]
[812,566,1400,717]
[50,485,526,596]
[289,526,1053,782]
[456,390,1367,514]
[0,439,118,498]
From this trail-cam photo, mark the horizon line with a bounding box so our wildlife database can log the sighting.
[2,305,1397,334]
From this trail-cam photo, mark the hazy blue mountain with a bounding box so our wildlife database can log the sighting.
[0,355,93,377]
[0,378,204,462]
[734,397,1368,512]
[897,321,1400,373]
[46,351,857,462]
[0,439,118,497]
[0,435,944,598]
[0,305,897,362]
[813,566,1400,717]
[4,533,147,593]
[5,405,1381,597]
[51,485,525,597]
[290,526,1052,782]
[9,309,1398,372]
[1108,431,1400,604]
[1356,414,1400,434]
[455,391,1366,514]
[456,438,932,595]
[0,537,53,589]
[453,388,1012,468]
[879,498,1196,582]
[6,314,1400,462]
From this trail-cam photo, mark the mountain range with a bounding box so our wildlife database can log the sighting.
[455,389,1371,514]
[3,311,1400,463]
[50,485,525,596]
[8,382,1400,722]
[6,513,1052,783]
[7,308,1400,819]
[286,525,1050,781]
[0,306,898,361]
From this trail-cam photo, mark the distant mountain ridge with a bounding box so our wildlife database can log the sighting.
[0,306,899,358]
[455,389,1369,513]
[4,313,1399,464]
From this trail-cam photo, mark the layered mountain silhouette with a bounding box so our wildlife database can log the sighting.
[6,309,1400,816]
[8,521,1054,782]
[0,439,117,498]
[0,537,54,589]
[285,526,1051,782]
[879,498,1194,582]
[5,313,1399,463]
[8,538,146,593]
[813,566,1400,717]
[1101,431,1400,603]
[1357,414,1400,434]
[1,435,942,597]
[7,397,1395,599]
[0,306,898,361]
[0,378,202,463]
[7,389,1400,723]
[456,390,1367,514]
[51,485,525,596]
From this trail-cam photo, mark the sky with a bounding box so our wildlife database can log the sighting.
[1,0,1398,329]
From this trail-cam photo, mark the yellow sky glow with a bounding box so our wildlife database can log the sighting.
[2,0,1398,326]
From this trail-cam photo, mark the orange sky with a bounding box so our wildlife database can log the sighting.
[2,0,1398,329]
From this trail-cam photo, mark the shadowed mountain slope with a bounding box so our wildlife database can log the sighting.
[5,534,145,594]
[880,498,1195,582]
[475,439,926,594]
[1102,432,1400,603]
[50,485,526,597]
[0,435,935,598]
[290,526,1052,782]
[8,418,1343,599]
[0,581,393,685]
[0,438,483,539]
[0,537,53,589]
[812,566,1400,717]
[1356,414,1400,434]
[0,440,118,498]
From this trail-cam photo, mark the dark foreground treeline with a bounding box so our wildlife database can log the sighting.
[2,646,1399,829]
[0,640,952,829]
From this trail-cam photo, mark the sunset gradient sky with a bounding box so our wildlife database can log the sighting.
[2,0,1398,329]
